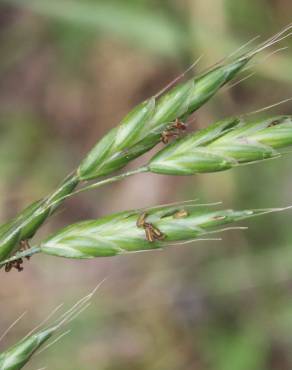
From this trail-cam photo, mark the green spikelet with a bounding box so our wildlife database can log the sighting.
[148,116,292,175]
[78,58,249,180]
[0,174,78,261]
[0,289,94,369]
[0,328,55,370]
[39,203,272,259]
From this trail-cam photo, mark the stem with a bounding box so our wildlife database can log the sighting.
[0,247,41,267]
[46,166,149,209]
[75,166,149,195]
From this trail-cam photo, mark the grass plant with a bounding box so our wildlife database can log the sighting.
[0,26,291,264]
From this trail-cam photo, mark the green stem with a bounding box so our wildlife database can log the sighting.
[47,166,149,209]
[0,247,41,267]
[76,166,149,194]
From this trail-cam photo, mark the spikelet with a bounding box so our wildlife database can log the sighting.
[77,24,292,179]
[148,116,292,175]
[0,287,96,369]
[38,203,276,259]
[0,174,78,262]
[78,58,249,180]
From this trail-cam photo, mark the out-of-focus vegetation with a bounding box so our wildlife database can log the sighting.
[0,0,292,369]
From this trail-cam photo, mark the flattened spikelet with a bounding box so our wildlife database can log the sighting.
[38,203,279,259]
[0,288,96,369]
[149,116,292,175]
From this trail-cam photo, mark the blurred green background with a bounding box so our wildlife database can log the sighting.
[0,0,292,369]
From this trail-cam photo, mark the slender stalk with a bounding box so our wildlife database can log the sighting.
[0,247,41,266]
[65,166,149,199]
[26,167,150,217]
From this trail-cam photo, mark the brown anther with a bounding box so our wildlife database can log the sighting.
[4,239,31,273]
[136,213,165,242]
[173,118,187,131]
[173,209,189,219]
[161,118,187,144]
[144,224,155,243]
[20,240,31,260]
[4,262,12,273]
[151,224,166,240]
[212,215,227,221]
[15,259,24,272]
[136,212,147,228]
[5,258,24,273]
[161,131,173,144]
[268,119,281,127]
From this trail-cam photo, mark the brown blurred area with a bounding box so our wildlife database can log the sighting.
[0,1,292,369]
